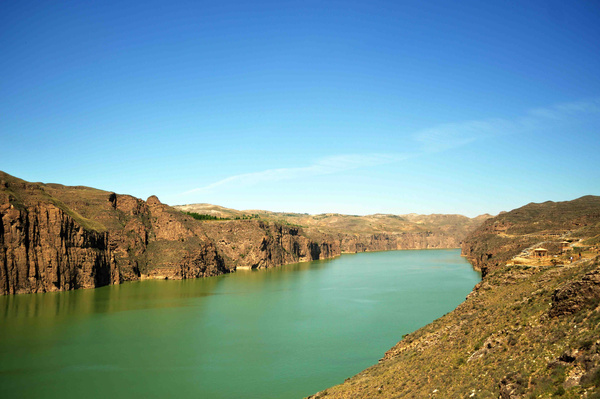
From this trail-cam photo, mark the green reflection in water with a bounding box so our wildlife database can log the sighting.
[0,249,479,399]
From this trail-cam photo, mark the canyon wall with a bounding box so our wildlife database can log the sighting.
[339,231,461,253]
[0,201,117,295]
[0,172,342,295]
[1,171,487,295]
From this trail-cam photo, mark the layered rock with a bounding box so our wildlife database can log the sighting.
[0,172,343,295]
[338,231,461,253]
[0,180,117,294]
[200,221,338,269]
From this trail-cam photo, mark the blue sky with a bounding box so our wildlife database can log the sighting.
[1,0,599,217]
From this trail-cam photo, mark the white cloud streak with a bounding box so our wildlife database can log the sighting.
[183,153,407,195]
[412,118,512,153]
[183,98,600,194]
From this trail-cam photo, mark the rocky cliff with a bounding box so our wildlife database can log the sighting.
[0,172,340,295]
[462,196,600,277]
[176,203,491,254]
[338,231,461,253]
[0,199,117,295]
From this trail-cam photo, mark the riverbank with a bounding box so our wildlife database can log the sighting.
[0,249,479,399]
[308,196,600,398]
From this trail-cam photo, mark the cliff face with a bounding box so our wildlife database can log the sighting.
[176,204,491,250]
[0,172,342,295]
[339,231,461,253]
[176,203,491,259]
[0,181,117,295]
[199,221,338,269]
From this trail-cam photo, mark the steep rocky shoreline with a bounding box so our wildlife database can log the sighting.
[0,173,341,295]
[175,203,490,252]
[0,200,118,294]
[1,171,486,295]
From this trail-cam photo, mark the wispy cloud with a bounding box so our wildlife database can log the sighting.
[414,97,600,153]
[183,153,406,195]
[182,98,600,194]
[412,118,511,153]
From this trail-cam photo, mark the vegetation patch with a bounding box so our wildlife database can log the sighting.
[182,211,260,221]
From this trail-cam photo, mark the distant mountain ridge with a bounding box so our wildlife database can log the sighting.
[175,203,491,238]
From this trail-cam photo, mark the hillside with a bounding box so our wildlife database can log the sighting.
[462,196,600,277]
[175,203,491,251]
[309,196,600,398]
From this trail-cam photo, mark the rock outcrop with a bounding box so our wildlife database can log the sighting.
[549,268,600,317]
[462,196,600,277]
[0,172,343,295]
[0,179,117,294]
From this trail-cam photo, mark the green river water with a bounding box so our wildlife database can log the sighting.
[0,249,480,398]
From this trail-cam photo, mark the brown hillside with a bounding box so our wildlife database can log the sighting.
[308,196,600,398]
[462,196,600,277]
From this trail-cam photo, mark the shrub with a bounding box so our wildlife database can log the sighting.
[183,212,229,221]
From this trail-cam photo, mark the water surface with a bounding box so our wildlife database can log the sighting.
[0,249,479,398]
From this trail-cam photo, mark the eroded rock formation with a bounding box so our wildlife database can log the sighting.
[0,172,344,295]
[0,181,117,294]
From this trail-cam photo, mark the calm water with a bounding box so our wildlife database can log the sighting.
[0,249,479,398]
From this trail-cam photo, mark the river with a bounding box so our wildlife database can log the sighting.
[0,249,480,398]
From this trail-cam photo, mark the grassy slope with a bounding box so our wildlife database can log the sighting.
[309,197,600,398]
[310,258,600,399]
[0,171,107,232]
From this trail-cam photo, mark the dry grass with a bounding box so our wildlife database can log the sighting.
[309,258,600,398]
